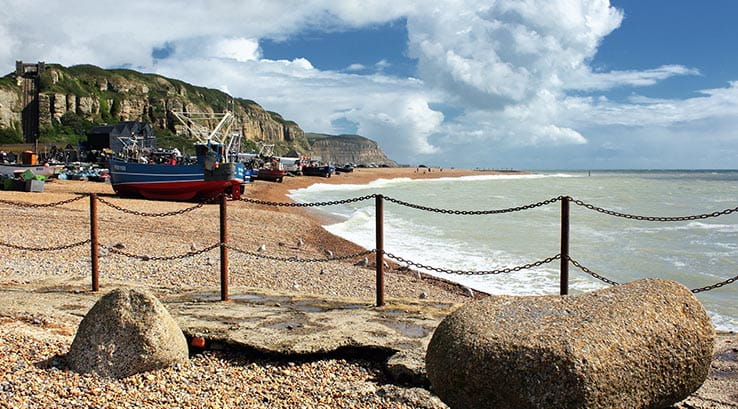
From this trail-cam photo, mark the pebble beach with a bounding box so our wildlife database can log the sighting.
[1,167,736,409]
[0,167,487,409]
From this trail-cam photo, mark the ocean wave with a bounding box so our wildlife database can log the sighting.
[288,172,581,198]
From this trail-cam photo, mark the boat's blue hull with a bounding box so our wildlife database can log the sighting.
[109,158,245,201]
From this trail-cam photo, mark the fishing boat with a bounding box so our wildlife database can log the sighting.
[0,163,61,178]
[108,111,245,201]
[302,163,335,178]
[242,143,287,183]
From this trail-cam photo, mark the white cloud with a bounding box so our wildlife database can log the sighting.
[0,0,736,168]
[210,38,261,62]
[346,63,365,71]
[374,59,390,70]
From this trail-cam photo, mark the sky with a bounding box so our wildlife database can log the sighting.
[1,0,737,169]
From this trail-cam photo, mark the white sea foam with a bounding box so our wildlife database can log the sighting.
[288,172,581,198]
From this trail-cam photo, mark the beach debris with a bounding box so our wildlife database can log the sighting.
[113,242,125,249]
[292,282,300,290]
[463,286,474,298]
[66,287,188,378]
[416,271,422,280]
[355,257,369,267]
[190,242,198,252]
[383,261,390,269]
[419,292,428,299]
[278,242,286,247]
[324,249,334,258]
[296,238,305,248]
[205,257,214,266]
[257,244,267,252]
[426,279,715,409]
[98,247,109,257]
[319,269,325,275]
[190,336,206,349]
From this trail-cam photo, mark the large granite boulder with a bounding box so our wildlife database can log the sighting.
[425,279,714,409]
[66,287,188,378]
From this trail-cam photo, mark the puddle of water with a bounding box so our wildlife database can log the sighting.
[292,304,325,313]
[381,321,429,338]
[230,294,292,304]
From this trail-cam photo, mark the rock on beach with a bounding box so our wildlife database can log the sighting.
[66,287,189,378]
[425,279,715,409]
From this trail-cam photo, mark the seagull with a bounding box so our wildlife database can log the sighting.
[297,238,305,248]
[355,257,369,267]
[324,249,334,258]
[190,242,198,252]
[257,244,267,252]
[464,286,475,298]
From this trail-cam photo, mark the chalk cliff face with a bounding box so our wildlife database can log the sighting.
[0,64,396,163]
[0,85,20,129]
[0,64,309,153]
[306,133,397,166]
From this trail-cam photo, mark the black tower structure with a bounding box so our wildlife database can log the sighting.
[16,61,45,143]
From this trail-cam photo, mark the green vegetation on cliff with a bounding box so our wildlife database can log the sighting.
[0,63,307,154]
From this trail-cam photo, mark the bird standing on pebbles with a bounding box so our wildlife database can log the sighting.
[324,249,334,258]
[297,238,305,248]
[257,244,267,252]
[355,257,369,267]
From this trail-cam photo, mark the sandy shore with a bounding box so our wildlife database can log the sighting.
[1,167,736,409]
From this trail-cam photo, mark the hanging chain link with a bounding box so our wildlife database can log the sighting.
[383,251,561,275]
[0,194,88,208]
[567,257,621,286]
[226,244,375,263]
[690,274,738,293]
[570,198,738,222]
[100,242,220,261]
[239,194,376,207]
[0,239,91,252]
[383,195,564,215]
[96,196,206,217]
[567,256,737,292]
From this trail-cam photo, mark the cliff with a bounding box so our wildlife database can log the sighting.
[306,133,397,166]
[0,64,309,154]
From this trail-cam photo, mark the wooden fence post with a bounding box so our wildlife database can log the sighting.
[90,193,99,292]
[560,196,570,295]
[375,194,385,307]
[220,194,229,301]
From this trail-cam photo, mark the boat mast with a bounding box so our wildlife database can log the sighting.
[170,110,241,163]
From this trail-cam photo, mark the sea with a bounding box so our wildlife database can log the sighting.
[289,170,738,332]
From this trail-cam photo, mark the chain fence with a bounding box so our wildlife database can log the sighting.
[226,244,375,263]
[96,196,206,217]
[383,251,561,276]
[569,197,738,222]
[0,194,87,208]
[383,195,564,215]
[239,194,376,208]
[100,242,220,261]
[0,239,91,252]
[1,189,737,295]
